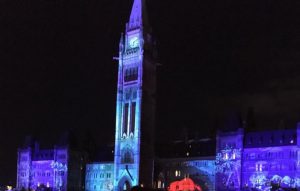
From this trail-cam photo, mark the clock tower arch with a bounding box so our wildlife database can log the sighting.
[113,0,156,190]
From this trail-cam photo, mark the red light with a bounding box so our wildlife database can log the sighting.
[168,178,202,191]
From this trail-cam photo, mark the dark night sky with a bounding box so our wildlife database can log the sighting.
[1,0,300,185]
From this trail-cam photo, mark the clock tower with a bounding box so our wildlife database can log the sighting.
[113,0,156,190]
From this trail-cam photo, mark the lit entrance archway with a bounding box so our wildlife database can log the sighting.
[118,178,131,191]
[123,181,131,191]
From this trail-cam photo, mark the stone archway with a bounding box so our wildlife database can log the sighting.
[123,180,131,191]
[118,176,132,191]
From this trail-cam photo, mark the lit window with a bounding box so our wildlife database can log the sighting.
[259,164,262,172]
[224,153,228,160]
[232,153,236,159]
[175,170,181,177]
[157,181,161,189]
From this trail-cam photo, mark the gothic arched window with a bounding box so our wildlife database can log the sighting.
[121,149,134,164]
[122,103,129,137]
[123,181,131,191]
[124,67,138,82]
[129,102,136,135]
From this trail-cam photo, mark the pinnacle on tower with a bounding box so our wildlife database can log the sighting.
[128,0,149,30]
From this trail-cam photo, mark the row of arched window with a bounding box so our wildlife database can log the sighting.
[122,102,136,138]
[124,67,138,82]
[121,149,134,164]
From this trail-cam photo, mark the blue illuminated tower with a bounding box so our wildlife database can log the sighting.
[113,0,156,190]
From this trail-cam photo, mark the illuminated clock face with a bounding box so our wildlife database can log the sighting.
[129,36,139,48]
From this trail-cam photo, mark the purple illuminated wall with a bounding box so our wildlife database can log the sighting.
[31,160,54,189]
[53,148,68,191]
[17,148,32,189]
[16,145,69,191]
[242,146,300,190]
[216,128,243,191]
[241,127,300,190]
[216,125,300,191]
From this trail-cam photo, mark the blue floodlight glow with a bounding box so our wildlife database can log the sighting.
[85,163,114,191]
[113,0,146,190]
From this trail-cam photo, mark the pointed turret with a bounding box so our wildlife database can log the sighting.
[128,0,149,31]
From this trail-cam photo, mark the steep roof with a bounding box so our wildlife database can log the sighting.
[128,0,149,31]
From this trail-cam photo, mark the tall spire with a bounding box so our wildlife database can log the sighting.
[128,0,148,30]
